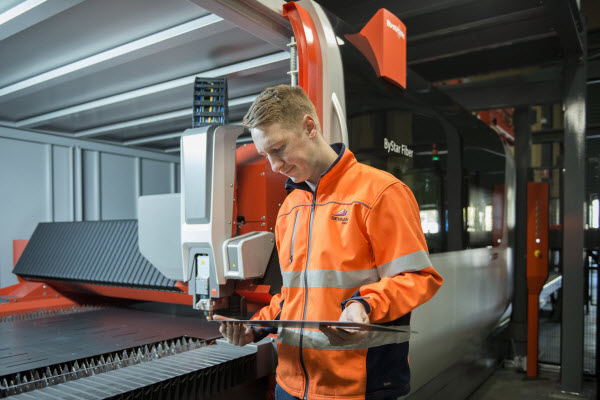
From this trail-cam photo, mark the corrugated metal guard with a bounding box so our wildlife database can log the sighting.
[13,221,177,291]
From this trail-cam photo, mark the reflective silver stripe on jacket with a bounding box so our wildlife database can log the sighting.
[282,268,379,289]
[377,250,432,278]
[288,210,300,264]
[277,327,410,350]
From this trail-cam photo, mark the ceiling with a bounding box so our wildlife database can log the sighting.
[0,0,595,154]
[0,0,292,153]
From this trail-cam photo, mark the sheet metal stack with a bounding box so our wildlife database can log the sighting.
[0,309,259,399]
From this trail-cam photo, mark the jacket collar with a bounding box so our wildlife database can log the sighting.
[285,143,355,194]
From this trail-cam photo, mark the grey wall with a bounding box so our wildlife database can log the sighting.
[0,126,180,289]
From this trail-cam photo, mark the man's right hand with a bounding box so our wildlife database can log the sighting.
[217,320,255,346]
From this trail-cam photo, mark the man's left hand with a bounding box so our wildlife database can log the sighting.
[320,302,369,346]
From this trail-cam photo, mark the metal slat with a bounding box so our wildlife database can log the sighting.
[54,380,105,399]
[105,222,132,284]
[67,222,92,281]
[96,221,127,283]
[23,389,63,400]
[61,221,83,279]
[43,223,69,278]
[107,368,160,386]
[62,380,108,399]
[121,224,143,285]
[88,221,113,283]
[37,386,82,400]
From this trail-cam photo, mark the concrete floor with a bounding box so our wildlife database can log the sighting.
[466,366,596,400]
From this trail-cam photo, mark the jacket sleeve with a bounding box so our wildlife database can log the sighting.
[249,291,285,341]
[251,291,285,321]
[343,182,443,323]
[248,218,287,341]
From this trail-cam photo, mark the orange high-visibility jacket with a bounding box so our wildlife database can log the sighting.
[252,144,443,400]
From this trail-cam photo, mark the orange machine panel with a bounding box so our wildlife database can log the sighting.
[13,240,28,267]
[236,143,287,236]
[345,9,407,89]
[477,109,515,142]
[526,181,549,377]
[13,240,28,283]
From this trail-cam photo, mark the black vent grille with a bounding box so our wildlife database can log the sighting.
[13,221,177,291]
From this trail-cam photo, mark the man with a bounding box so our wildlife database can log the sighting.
[219,85,443,399]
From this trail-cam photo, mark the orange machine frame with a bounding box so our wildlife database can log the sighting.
[526,182,549,377]
[283,2,323,125]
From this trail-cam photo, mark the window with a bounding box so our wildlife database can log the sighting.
[461,126,506,248]
[348,110,448,253]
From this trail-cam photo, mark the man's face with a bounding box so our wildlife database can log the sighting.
[251,118,318,184]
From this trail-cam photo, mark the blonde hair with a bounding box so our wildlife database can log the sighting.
[242,85,320,131]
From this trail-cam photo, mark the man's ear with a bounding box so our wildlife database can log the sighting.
[303,115,318,138]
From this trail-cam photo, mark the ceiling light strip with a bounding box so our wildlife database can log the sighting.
[124,120,242,146]
[75,96,256,138]
[16,52,287,128]
[0,14,224,98]
[74,110,192,138]
[123,131,186,146]
[0,0,47,26]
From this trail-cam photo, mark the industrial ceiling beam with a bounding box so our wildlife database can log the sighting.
[187,0,292,50]
[413,37,561,82]
[409,6,546,44]
[0,0,84,41]
[531,124,600,143]
[0,14,232,101]
[75,95,257,138]
[16,52,288,128]
[326,0,476,21]
[408,15,556,65]
[442,79,562,110]
[546,0,585,57]
[0,123,179,162]
[124,120,242,146]
[439,66,563,110]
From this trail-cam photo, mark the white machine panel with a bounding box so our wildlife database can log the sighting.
[223,231,275,279]
[138,193,183,281]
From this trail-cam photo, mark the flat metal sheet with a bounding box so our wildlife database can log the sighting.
[213,318,411,333]
[0,308,219,377]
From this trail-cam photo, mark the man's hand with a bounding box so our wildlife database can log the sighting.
[320,302,369,346]
[214,316,255,346]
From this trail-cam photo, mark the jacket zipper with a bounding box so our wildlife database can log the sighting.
[299,191,316,400]
[289,210,300,264]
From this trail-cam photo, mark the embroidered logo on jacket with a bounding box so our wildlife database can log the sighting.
[331,210,349,224]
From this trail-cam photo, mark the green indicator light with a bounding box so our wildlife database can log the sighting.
[432,156,439,161]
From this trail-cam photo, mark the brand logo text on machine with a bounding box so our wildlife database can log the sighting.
[386,19,405,39]
[384,138,413,157]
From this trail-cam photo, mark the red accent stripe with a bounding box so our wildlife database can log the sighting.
[49,281,194,306]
